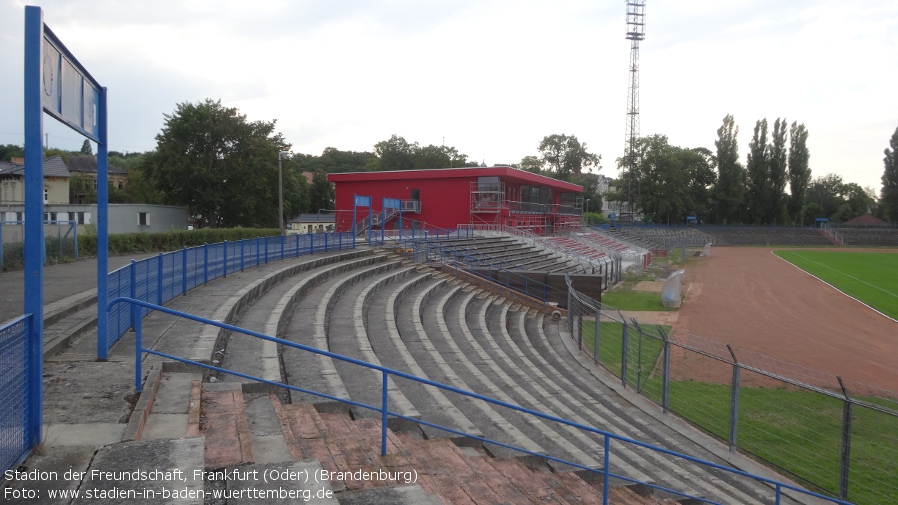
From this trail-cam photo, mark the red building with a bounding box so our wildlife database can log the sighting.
[327,166,584,235]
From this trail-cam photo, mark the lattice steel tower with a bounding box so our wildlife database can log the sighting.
[624,1,645,218]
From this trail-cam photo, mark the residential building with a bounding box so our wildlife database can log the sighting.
[0,156,70,205]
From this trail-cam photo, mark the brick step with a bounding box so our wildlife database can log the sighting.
[199,383,254,469]
[276,401,674,505]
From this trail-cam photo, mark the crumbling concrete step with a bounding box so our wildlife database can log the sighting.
[243,391,293,465]
[140,371,202,441]
[73,437,204,505]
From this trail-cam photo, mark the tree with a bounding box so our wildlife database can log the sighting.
[309,169,334,212]
[787,122,811,224]
[745,119,769,223]
[370,135,416,171]
[80,139,93,155]
[768,118,789,224]
[712,115,745,224]
[0,144,24,161]
[882,126,898,223]
[618,135,715,224]
[144,99,293,228]
[368,135,475,171]
[519,155,543,174]
[537,134,600,181]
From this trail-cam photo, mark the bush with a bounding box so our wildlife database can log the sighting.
[3,228,282,270]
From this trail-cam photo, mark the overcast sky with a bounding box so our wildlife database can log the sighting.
[1,1,896,191]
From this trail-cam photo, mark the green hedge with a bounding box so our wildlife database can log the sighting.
[2,228,281,271]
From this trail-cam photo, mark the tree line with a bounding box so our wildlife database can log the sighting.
[614,115,889,226]
[3,99,896,228]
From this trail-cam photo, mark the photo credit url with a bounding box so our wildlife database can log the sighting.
[4,466,419,501]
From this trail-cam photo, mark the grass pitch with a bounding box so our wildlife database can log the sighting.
[773,250,898,320]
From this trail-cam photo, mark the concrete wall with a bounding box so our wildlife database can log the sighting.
[1,203,187,241]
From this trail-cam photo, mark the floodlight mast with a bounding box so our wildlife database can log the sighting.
[624,1,646,221]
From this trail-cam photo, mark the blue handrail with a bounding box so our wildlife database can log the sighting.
[108,296,854,505]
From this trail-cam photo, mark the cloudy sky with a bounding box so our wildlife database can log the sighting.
[1,0,896,191]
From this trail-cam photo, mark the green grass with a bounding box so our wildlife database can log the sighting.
[657,380,898,504]
[600,289,675,311]
[579,314,897,504]
[774,250,898,319]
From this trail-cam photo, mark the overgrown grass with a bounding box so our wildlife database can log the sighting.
[580,319,667,389]
[660,380,897,504]
[579,315,897,504]
[774,250,898,319]
[600,289,673,311]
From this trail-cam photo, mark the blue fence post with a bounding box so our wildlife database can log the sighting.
[381,370,389,456]
[324,232,328,251]
[203,243,209,284]
[134,305,143,392]
[157,253,163,306]
[310,234,314,255]
[240,238,245,272]
[264,237,269,264]
[223,240,228,278]
[129,260,137,330]
[602,435,610,505]
[182,247,188,296]
[281,235,285,260]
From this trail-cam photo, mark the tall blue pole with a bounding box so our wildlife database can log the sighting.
[23,5,45,447]
[96,86,109,360]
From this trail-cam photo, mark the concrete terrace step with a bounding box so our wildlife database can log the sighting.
[377,273,485,443]
[280,255,399,408]
[527,313,801,504]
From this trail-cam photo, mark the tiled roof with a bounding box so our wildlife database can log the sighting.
[0,155,71,178]
[65,155,126,175]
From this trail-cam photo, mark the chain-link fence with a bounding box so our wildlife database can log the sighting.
[565,275,898,505]
[1,221,79,270]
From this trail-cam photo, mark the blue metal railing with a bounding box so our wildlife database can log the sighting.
[109,297,853,505]
[0,314,34,474]
[104,232,354,354]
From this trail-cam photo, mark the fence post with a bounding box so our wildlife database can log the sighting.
[593,305,600,365]
[223,240,228,278]
[381,370,389,456]
[659,326,671,414]
[134,304,143,392]
[264,237,269,264]
[837,376,853,501]
[240,238,245,272]
[620,314,629,388]
[129,260,137,330]
[182,247,188,295]
[633,320,644,393]
[281,234,285,260]
[296,233,300,257]
[310,233,315,255]
[727,345,740,452]
[203,243,209,285]
[157,253,163,306]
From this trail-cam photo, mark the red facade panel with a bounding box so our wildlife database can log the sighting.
[328,167,582,233]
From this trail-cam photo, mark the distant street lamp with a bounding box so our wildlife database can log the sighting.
[278,151,290,235]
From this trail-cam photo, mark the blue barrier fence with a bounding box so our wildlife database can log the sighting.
[104,232,354,352]
[110,297,853,505]
[0,314,34,474]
